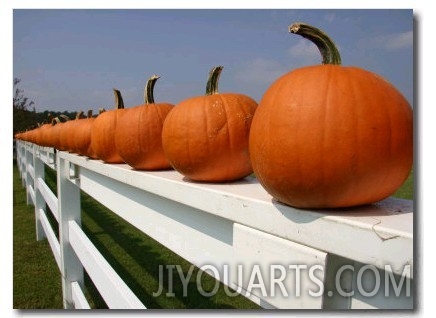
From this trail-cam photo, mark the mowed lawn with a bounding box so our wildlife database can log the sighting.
[13,160,414,309]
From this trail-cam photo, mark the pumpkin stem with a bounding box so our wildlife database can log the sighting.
[87,110,93,118]
[206,66,224,96]
[144,75,160,104]
[59,114,70,122]
[289,22,341,65]
[46,113,54,124]
[51,117,61,126]
[75,110,85,120]
[113,89,125,109]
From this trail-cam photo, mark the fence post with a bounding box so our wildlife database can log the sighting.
[57,154,84,309]
[33,145,47,241]
[20,142,26,183]
[16,141,22,175]
[20,142,27,187]
[25,143,34,205]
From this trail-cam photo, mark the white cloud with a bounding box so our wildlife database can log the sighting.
[288,39,322,64]
[324,12,336,23]
[383,31,413,50]
[366,30,413,51]
[234,58,287,86]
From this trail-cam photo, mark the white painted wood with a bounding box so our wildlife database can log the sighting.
[79,167,234,271]
[37,177,59,222]
[35,146,56,170]
[20,143,28,188]
[68,220,146,309]
[59,151,413,278]
[27,161,35,179]
[25,145,34,205]
[232,223,327,309]
[33,151,46,241]
[321,254,354,309]
[348,261,413,309]
[38,208,61,270]
[71,281,91,309]
[57,155,84,309]
[27,184,35,205]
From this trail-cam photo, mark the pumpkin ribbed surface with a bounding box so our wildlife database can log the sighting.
[249,22,413,208]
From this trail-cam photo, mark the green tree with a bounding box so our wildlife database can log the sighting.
[13,78,37,135]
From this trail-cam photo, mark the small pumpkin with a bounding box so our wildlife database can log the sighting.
[71,110,94,156]
[59,111,85,152]
[85,108,106,159]
[48,115,70,150]
[115,75,173,170]
[249,22,413,209]
[90,89,125,163]
[34,114,54,147]
[162,66,258,182]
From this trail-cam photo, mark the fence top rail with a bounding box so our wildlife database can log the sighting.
[56,149,413,277]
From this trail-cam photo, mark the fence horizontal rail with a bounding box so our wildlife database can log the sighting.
[60,150,413,279]
[71,281,90,309]
[15,140,414,309]
[27,184,35,205]
[36,177,58,221]
[68,220,146,309]
[38,208,61,270]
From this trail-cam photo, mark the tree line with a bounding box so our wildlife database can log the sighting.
[13,78,79,136]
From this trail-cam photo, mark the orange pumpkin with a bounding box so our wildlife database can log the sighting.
[162,66,257,182]
[33,114,53,146]
[59,111,85,152]
[115,75,173,170]
[31,124,42,145]
[249,22,413,209]
[48,115,70,150]
[90,89,125,163]
[86,109,106,159]
[71,110,94,156]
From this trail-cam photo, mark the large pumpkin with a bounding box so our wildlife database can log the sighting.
[162,66,257,182]
[115,75,173,170]
[90,89,125,163]
[249,22,413,209]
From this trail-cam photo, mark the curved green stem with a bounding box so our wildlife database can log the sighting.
[206,66,224,96]
[113,89,125,109]
[144,75,160,104]
[289,22,341,65]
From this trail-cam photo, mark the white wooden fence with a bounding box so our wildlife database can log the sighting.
[15,140,414,309]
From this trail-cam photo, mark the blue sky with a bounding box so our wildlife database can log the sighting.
[13,9,413,113]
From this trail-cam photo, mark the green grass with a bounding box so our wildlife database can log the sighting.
[13,162,63,309]
[392,168,414,200]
